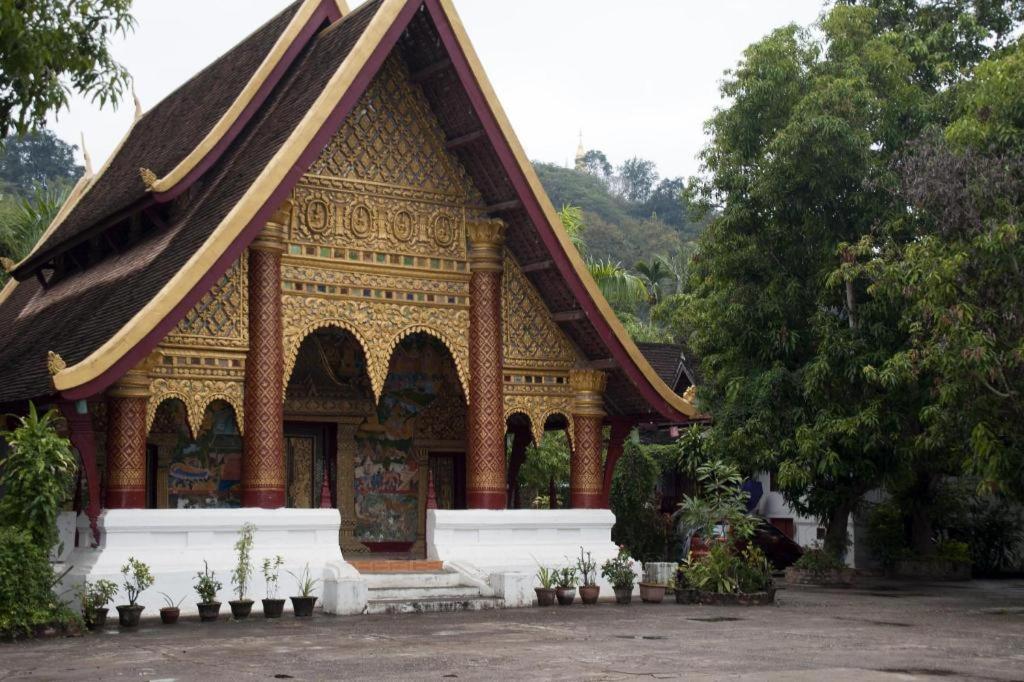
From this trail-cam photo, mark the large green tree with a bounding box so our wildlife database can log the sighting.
[0,0,135,138]
[671,1,1020,556]
[0,130,81,196]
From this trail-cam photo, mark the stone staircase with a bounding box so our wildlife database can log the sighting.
[360,568,503,615]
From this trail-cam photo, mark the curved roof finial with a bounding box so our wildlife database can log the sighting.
[80,132,94,178]
[132,85,144,121]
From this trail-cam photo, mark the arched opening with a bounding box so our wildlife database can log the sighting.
[361,332,467,553]
[283,327,466,557]
[511,413,572,509]
[147,398,243,508]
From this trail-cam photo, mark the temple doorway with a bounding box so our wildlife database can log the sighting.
[285,326,467,558]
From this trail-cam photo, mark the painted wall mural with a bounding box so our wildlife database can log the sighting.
[152,399,243,508]
[353,335,463,544]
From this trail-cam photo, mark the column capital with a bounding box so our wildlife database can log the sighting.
[467,218,505,271]
[251,205,289,253]
[570,368,606,417]
[107,368,150,399]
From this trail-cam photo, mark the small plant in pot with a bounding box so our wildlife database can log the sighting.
[287,563,320,617]
[555,566,577,606]
[194,560,223,622]
[117,557,154,627]
[576,548,600,605]
[639,563,667,604]
[78,579,118,630]
[534,565,557,606]
[262,555,286,618]
[158,593,185,624]
[601,546,636,604]
[229,522,256,620]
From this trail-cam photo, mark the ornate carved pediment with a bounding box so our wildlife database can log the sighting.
[502,256,579,371]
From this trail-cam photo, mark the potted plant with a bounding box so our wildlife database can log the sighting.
[555,566,577,606]
[674,560,699,604]
[601,547,636,604]
[576,548,600,605]
[287,563,320,617]
[639,563,666,604]
[158,593,185,625]
[116,557,154,627]
[229,522,256,620]
[194,560,223,622]
[262,555,286,618]
[534,566,557,606]
[78,579,118,630]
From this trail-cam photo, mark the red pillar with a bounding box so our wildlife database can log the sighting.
[601,418,635,507]
[466,219,506,509]
[59,401,102,544]
[105,369,150,509]
[570,369,607,509]
[242,223,286,508]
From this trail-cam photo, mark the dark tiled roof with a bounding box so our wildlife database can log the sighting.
[18,1,305,269]
[0,0,383,403]
[635,342,686,392]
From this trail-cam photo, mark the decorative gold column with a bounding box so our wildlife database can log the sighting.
[105,369,150,509]
[466,219,506,509]
[336,417,367,554]
[570,369,607,509]
[241,220,286,507]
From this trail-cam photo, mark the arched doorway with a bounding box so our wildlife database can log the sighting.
[146,398,243,508]
[284,327,466,557]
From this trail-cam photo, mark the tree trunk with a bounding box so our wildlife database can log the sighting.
[823,499,855,560]
[908,470,937,556]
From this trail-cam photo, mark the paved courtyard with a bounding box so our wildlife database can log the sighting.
[1,579,1023,681]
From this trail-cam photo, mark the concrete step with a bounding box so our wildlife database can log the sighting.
[362,571,465,590]
[366,596,504,615]
[369,585,482,601]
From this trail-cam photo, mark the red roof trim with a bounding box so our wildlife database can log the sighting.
[61,0,422,401]
[152,0,343,205]
[424,0,687,422]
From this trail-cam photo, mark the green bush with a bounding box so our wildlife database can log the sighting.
[793,545,846,577]
[0,403,77,548]
[934,539,971,565]
[866,501,909,569]
[680,543,773,594]
[610,440,669,561]
[0,527,76,637]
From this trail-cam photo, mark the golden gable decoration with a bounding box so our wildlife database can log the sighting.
[164,256,248,349]
[502,256,579,370]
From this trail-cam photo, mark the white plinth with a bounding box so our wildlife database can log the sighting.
[427,509,628,601]
[61,508,366,617]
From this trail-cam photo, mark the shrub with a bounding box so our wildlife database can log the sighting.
[120,557,154,606]
[934,539,971,565]
[866,501,909,569]
[793,545,846,578]
[555,566,578,589]
[262,555,285,599]
[0,403,77,549]
[600,547,636,590]
[231,522,256,601]
[680,543,773,595]
[77,579,117,625]
[610,440,668,561]
[0,527,77,637]
[194,560,222,604]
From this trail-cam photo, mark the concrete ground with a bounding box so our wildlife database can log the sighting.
[1,579,1023,681]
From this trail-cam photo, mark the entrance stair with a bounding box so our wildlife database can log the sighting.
[356,564,503,614]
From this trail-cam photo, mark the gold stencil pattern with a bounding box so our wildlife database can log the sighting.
[502,256,579,370]
[147,378,244,436]
[107,396,148,491]
[165,256,248,349]
[467,268,505,494]
[282,295,470,403]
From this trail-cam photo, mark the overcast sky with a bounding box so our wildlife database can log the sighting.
[47,0,826,181]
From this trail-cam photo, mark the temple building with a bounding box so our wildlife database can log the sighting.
[0,0,697,613]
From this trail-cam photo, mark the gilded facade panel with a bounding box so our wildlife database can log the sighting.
[164,256,248,349]
[501,255,579,371]
[146,377,245,437]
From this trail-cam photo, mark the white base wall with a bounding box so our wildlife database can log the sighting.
[427,509,637,601]
[60,508,367,617]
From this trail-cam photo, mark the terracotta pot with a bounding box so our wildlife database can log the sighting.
[613,587,633,604]
[291,596,317,618]
[229,599,253,620]
[639,583,666,604]
[262,598,286,618]
[116,604,144,628]
[579,585,600,605]
[85,607,108,630]
[197,601,221,622]
[534,587,556,607]
[159,607,180,625]
[555,587,576,606]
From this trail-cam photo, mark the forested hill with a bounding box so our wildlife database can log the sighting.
[533,157,704,267]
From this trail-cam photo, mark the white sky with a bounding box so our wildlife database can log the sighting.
[47,0,826,181]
